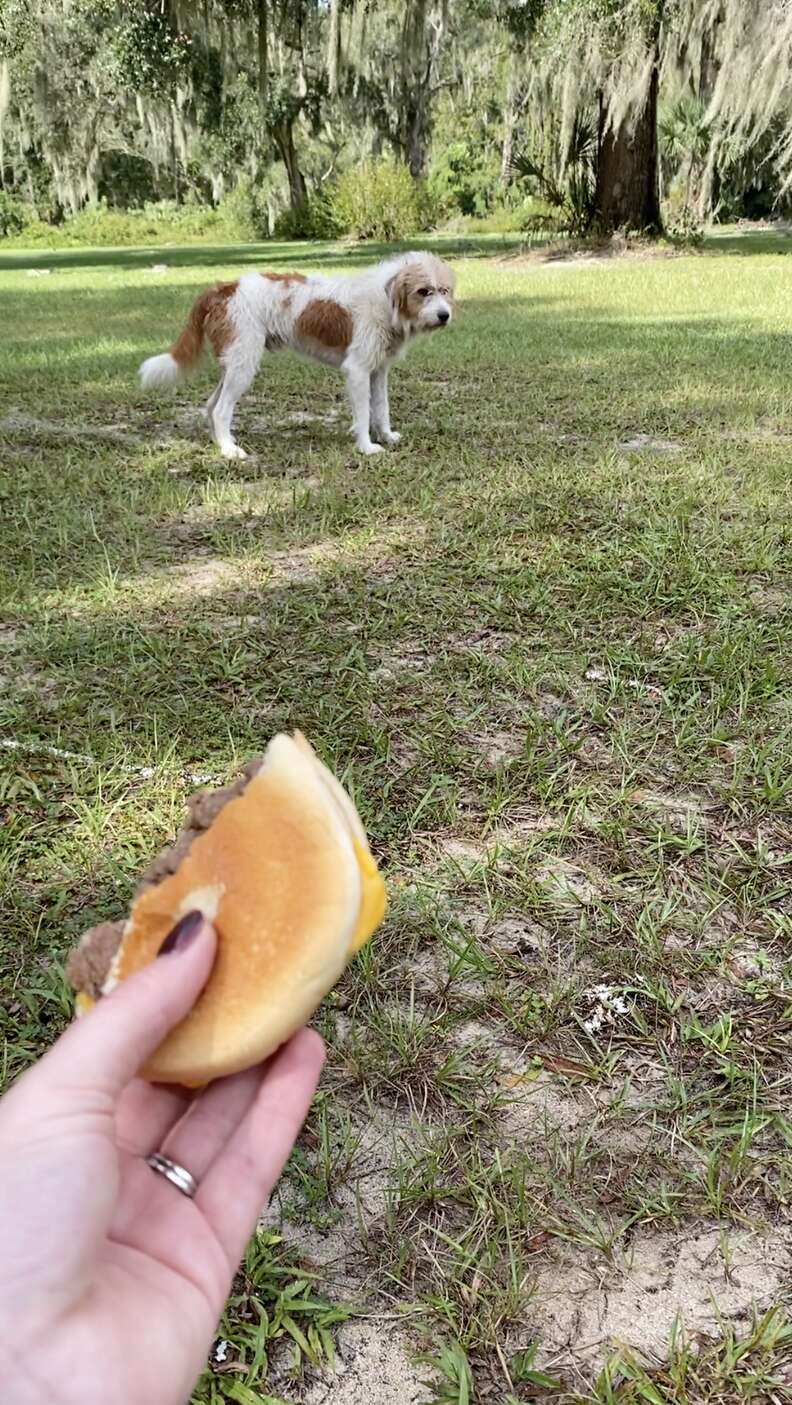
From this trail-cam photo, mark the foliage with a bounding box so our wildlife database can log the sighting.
[0,0,34,59]
[0,197,250,247]
[3,0,792,244]
[427,139,502,219]
[273,193,340,240]
[663,202,705,248]
[190,1232,354,1401]
[510,111,597,233]
[329,158,427,240]
[111,4,193,97]
[0,189,30,236]
[442,195,563,235]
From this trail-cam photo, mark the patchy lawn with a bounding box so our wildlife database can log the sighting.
[1,230,791,1405]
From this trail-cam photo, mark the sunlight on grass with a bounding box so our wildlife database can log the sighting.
[1,233,791,1402]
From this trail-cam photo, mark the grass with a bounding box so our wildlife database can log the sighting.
[1,229,792,1403]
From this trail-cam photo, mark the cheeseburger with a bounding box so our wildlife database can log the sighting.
[67,732,386,1086]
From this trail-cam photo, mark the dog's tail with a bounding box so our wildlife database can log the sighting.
[139,289,212,390]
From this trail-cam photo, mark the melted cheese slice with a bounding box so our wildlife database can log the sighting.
[350,839,388,952]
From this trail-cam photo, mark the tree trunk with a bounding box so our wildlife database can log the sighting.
[398,0,443,178]
[0,60,8,190]
[256,0,268,110]
[404,100,426,178]
[500,55,517,189]
[170,102,180,203]
[696,17,720,219]
[592,49,662,235]
[698,21,719,102]
[327,0,341,97]
[500,106,515,189]
[273,121,307,211]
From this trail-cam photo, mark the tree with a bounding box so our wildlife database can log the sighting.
[528,0,664,234]
[592,39,662,232]
[344,0,452,179]
[112,0,324,214]
[3,0,792,235]
[503,0,792,236]
[596,1,663,232]
[398,0,447,177]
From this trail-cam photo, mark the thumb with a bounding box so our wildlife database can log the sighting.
[29,913,217,1104]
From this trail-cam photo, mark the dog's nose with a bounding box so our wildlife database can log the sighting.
[437,310,450,324]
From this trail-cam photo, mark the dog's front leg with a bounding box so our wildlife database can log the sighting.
[345,362,383,455]
[371,367,401,445]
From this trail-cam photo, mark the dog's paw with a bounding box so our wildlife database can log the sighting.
[358,441,385,456]
[382,430,402,445]
[220,444,249,461]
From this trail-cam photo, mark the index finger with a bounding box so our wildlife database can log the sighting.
[14,919,217,1116]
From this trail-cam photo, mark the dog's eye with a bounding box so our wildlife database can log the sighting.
[417,287,431,297]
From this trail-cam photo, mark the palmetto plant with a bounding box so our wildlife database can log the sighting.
[658,93,710,211]
[509,110,597,232]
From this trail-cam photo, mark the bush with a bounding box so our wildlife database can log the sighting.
[517,196,564,233]
[329,159,424,241]
[440,198,564,237]
[215,176,284,241]
[427,140,500,219]
[63,200,235,245]
[273,194,340,241]
[0,196,254,248]
[0,192,33,238]
[664,202,705,248]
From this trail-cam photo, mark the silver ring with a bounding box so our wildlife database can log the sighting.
[145,1152,198,1199]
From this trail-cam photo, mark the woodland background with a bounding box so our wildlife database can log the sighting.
[2,0,792,248]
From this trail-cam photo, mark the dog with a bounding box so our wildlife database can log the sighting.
[138,251,455,459]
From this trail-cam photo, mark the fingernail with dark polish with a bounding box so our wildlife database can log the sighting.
[157,909,204,956]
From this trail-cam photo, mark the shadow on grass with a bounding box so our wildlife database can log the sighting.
[3,266,791,1055]
[0,286,570,386]
[2,281,791,632]
[0,268,787,391]
[1,225,791,275]
[0,234,521,275]
[702,228,792,257]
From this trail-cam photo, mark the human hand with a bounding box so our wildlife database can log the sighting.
[0,914,325,1405]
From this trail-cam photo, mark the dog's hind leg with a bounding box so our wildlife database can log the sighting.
[211,345,261,460]
[204,378,223,443]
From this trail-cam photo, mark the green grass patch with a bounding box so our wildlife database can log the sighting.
[1,231,791,1402]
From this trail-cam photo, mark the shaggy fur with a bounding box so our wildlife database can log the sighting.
[138,251,455,459]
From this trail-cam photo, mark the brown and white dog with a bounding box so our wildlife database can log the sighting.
[139,251,455,459]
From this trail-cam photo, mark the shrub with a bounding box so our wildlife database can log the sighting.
[273,194,340,241]
[0,197,251,247]
[439,198,563,237]
[329,159,424,241]
[427,140,498,218]
[664,202,705,247]
[517,196,564,233]
[215,176,283,241]
[0,192,33,238]
[61,200,234,245]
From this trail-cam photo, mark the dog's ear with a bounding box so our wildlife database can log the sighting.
[386,266,412,321]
